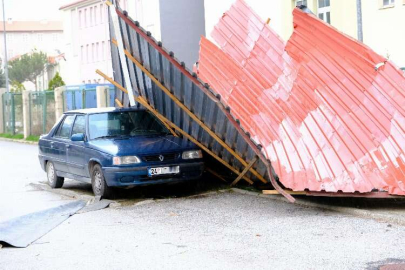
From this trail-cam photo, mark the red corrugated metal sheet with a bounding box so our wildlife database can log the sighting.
[197,0,405,195]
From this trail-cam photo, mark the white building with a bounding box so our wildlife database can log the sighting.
[60,0,205,85]
[0,20,63,61]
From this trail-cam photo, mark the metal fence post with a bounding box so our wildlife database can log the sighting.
[29,92,32,135]
[82,89,86,109]
[22,91,30,138]
[42,92,47,134]
[11,93,15,135]
[0,88,6,134]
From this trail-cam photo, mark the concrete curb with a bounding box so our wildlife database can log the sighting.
[0,137,38,145]
[231,188,405,226]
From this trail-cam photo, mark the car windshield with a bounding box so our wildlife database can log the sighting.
[89,111,170,140]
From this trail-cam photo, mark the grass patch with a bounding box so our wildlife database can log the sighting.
[0,133,39,142]
[0,133,24,139]
[25,135,40,142]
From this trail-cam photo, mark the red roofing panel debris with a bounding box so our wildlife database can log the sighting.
[197,0,405,195]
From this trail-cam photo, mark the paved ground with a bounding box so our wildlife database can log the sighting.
[1,140,405,270]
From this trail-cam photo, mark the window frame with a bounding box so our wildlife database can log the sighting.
[296,0,308,6]
[318,0,331,24]
[71,114,87,138]
[382,0,395,7]
[54,114,76,139]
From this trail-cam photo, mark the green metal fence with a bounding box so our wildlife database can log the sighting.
[28,91,56,136]
[2,92,23,135]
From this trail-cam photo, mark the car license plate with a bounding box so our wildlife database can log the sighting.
[148,166,180,176]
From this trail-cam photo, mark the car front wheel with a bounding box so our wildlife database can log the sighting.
[46,161,64,188]
[91,164,113,198]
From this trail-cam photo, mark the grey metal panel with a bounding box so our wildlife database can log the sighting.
[109,7,274,185]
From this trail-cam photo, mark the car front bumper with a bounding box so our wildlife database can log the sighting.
[103,161,204,187]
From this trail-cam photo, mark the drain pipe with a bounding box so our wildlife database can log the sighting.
[356,0,363,42]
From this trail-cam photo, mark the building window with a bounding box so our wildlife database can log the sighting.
[81,46,84,62]
[79,10,82,28]
[100,4,103,23]
[90,7,93,26]
[382,0,395,6]
[94,6,98,24]
[6,33,12,42]
[102,41,105,60]
[91,43,95,62]
[53,33,58,42]
[86,44,89,63]
[23,34,29,42]
[318,0,331,24]
[84,8,87,27]
[94,42,100,62]
[296,0,307,6]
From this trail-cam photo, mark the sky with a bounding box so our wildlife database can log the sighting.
[1,0,70,21]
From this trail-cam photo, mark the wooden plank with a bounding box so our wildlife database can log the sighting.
[96,69,128,93]
[115,98,123,108]
[262,190,306,195]
[231,156,257,186]
[111,39,267,184]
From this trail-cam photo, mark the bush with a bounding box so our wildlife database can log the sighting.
[48,72,65,90]
[10,80,25,92]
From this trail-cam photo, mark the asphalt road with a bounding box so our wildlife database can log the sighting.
[1,140,405,270]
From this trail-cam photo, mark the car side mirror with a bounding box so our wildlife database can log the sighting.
[71,133,85,142]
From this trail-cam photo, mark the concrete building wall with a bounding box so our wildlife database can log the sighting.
[362,0,405,67]
[159,0,205,68]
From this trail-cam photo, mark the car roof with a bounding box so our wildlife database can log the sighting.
[65,107,146,115]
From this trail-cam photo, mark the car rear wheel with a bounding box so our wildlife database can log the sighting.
[46,161,64,188]
[91,164,113,198]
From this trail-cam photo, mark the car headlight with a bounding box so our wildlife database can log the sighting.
[182,150,203,159]
[113,156,141,165]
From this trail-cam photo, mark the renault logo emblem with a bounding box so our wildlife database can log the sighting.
[159,155,164,161]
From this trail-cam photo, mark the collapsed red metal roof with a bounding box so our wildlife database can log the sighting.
[197,0,405,196]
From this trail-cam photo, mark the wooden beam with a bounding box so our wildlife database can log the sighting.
[96,69,128,93]
[262,190,306,195]
[231,156,257,186]
[136,96,254,185]
[111,39,267,184]
[115,99,123,108]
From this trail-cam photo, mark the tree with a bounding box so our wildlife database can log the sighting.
[48,72,65,90]
[8,50,49,90]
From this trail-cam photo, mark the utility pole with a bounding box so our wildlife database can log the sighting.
[356,0,363,42]
[2,0,9,92]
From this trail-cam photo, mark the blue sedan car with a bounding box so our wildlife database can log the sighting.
[38,107,204,198]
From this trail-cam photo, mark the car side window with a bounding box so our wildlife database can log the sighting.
[72,115,86,135]
[55,115,75,139]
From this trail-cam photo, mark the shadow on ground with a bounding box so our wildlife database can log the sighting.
[58,172,228,205]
